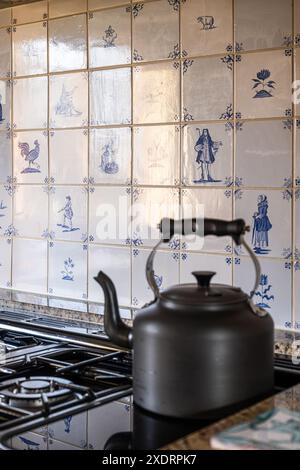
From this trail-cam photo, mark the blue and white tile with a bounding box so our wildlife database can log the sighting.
[48,412,87,449]
[133,62,180,124]
[296,49,300,116]
[50,129,88,184]
[12,1,47,25]
[88,245,131,306]
[49,186,87,242]
[180,252,232,285]
[182,0,232,56]
[235,0,292,51]
[295,254,300,329]
[236,50,292,119]
[49,0,87,18]
[183,56,233,122]
[131,187,180,248]
[13,130,48,184]
[48,242,87,300]
[0,131,12,182]
[13,22,47,77]
[87,401,131,450]
[182,123,232,187]
[13,76,47,129]
[182,188,233,253]
[0,185,12,236]
[0,27,11,79]
[89,186,130,245]
[236,120,292,188]
[11,432,47,450]
[295,190,300,262]
[12,239,47,294]
[132,0,179,62]
[235,189,292,259]
[90,68,131,126]
[89,7,131,67]
[0,80,11,130]
[133,125,180,186]
[234,257,292,329]
[0,239,11,288]
[89,127,131,184]
[0,8,11,28]
[132,249,179,308]
[297,122,300,186]
[50,73,88,128]
[49,14,87,72]
[14,185,48,238]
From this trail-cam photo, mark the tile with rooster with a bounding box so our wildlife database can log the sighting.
[0,79,11,130]
[13,22,47,77]
[13,130,48,184]
[180,252,232,286]
[14,185,48,238]
[0,131,12,183]
[0,27,11,79]
[49,0,87,18]
[12,1,47,25]
[13,76,47,130]
[12,239,47,294]
[0,185,11,237]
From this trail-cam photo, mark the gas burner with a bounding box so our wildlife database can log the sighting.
[0,377,80,410]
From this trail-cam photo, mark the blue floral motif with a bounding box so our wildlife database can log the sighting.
[295,34,300,45]
[254,274,274,309]
[64,416,72,433]
[296,189,300,200]
[4,224,18,238]
[61,258,75,281]
[132,3,144,18]
[133,49,143,61]
[234,189,243,200]
[220,104,234,120]
[168,238,180,251]
[42,230,55,241]
[172,252,180,261]
[4,176,16,196]
[252,70,276,99]
[235,121,244,131]
[168,44,180,60]
[235,42,244,52]
[221,54,234,71]
[182,58,194,74]
[168,0,186,11]
[181,253,187,261]
[282,248,293,259]
[183,108,194,121]
[101,25,117,48]
[282,189,293,201]
[283,119,293,131]
[226,257,232,265]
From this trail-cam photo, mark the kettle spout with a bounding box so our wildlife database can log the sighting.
[94,271,133,349]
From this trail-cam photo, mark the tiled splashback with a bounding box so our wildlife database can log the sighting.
[0,0,299,329]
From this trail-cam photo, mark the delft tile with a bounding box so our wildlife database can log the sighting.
[235,120,292,188]
[50,73,88,128]
[48,242,87,300]
[0,80,11,130]
[0,131,12,183]
[295,261,300,329]
[236,50,292,119]
[50,129,88,184]
[89,186,130,245]
[12,1,48,25]
[0,28,11,79]
[234,257,292,329]
[296,191,300,259]
[0,239,11,288]
[11,432,47,450]
[90,68,131,126]
[14,186,48,238]
[13,22,47,77]
[132,0,179,62]
[49,0,87,18]
[0,185,12,237]
[131,187,180,248]
[234,189,292,259]
[88,245,131,306]
[12,239,47,294]
[49,14,87,73]
[182,123,233,187]
[89,127,131,185]
[49,186,88,242]
[133,125,180,186]
[180,252,232,285]
[48,412,87,449]
[87,401,131,450]
[182,0,232,57]
[49,297,88,312]
[89,0,129,10]
[133,62,180,124]
[297,121,300,186]
[296,49,300,116]
[182,188,233,253]
[132,249,179,309]
[0,8,11,28]
[296,0,300,44]
[183,56,233,122]
[89,7,131,68]
[13,130,48,184]
[13,77,47,130]
[235,0,292,52]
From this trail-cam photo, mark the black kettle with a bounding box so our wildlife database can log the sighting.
[95,218,274,419]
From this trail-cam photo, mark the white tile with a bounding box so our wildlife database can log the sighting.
[182,123,233,186]
[12,291,48,306]
[14,185,48,238]
[0,239,11,288]
[12,1,48,25]
[50,129,88,184]
[13,22,47,77]
[236,50,292,119]
[0,79,11,131]
[296,192,300,259]
[49,297,88,312]
[13,76,47,130]
[235,0,292,51]
[0,8,11,28]
[180,252,232,285]
[49,0,87,18]
[133,125,180,186]
[0,185,12,237]
[133,0,179,62]
[89,0,129,9]
[13,130,48,184]
[50,73,88,128]
[295,259,300,328]
[12,239,47,294]
[11,432,47,450]
[89,7,131,67]
[89,127,131,185]
[0,131,12,182]
[48,412,87,448]
[90,68,131,126]
[49,14,87,72]
[236,120,292,188]
[49,241,87,299]
[296,49,300,116]
[0,28,11,79]
[88,302,131,319]
[297,122,300,186]
[183,56,233,121]
[182,0,233,56]
[296,0,300,43]
[133,62,180,124]
[88,245,131,305]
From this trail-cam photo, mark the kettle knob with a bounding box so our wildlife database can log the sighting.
[192,271,216,288]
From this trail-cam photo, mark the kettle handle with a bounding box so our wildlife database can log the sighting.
[146,218,261,303]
